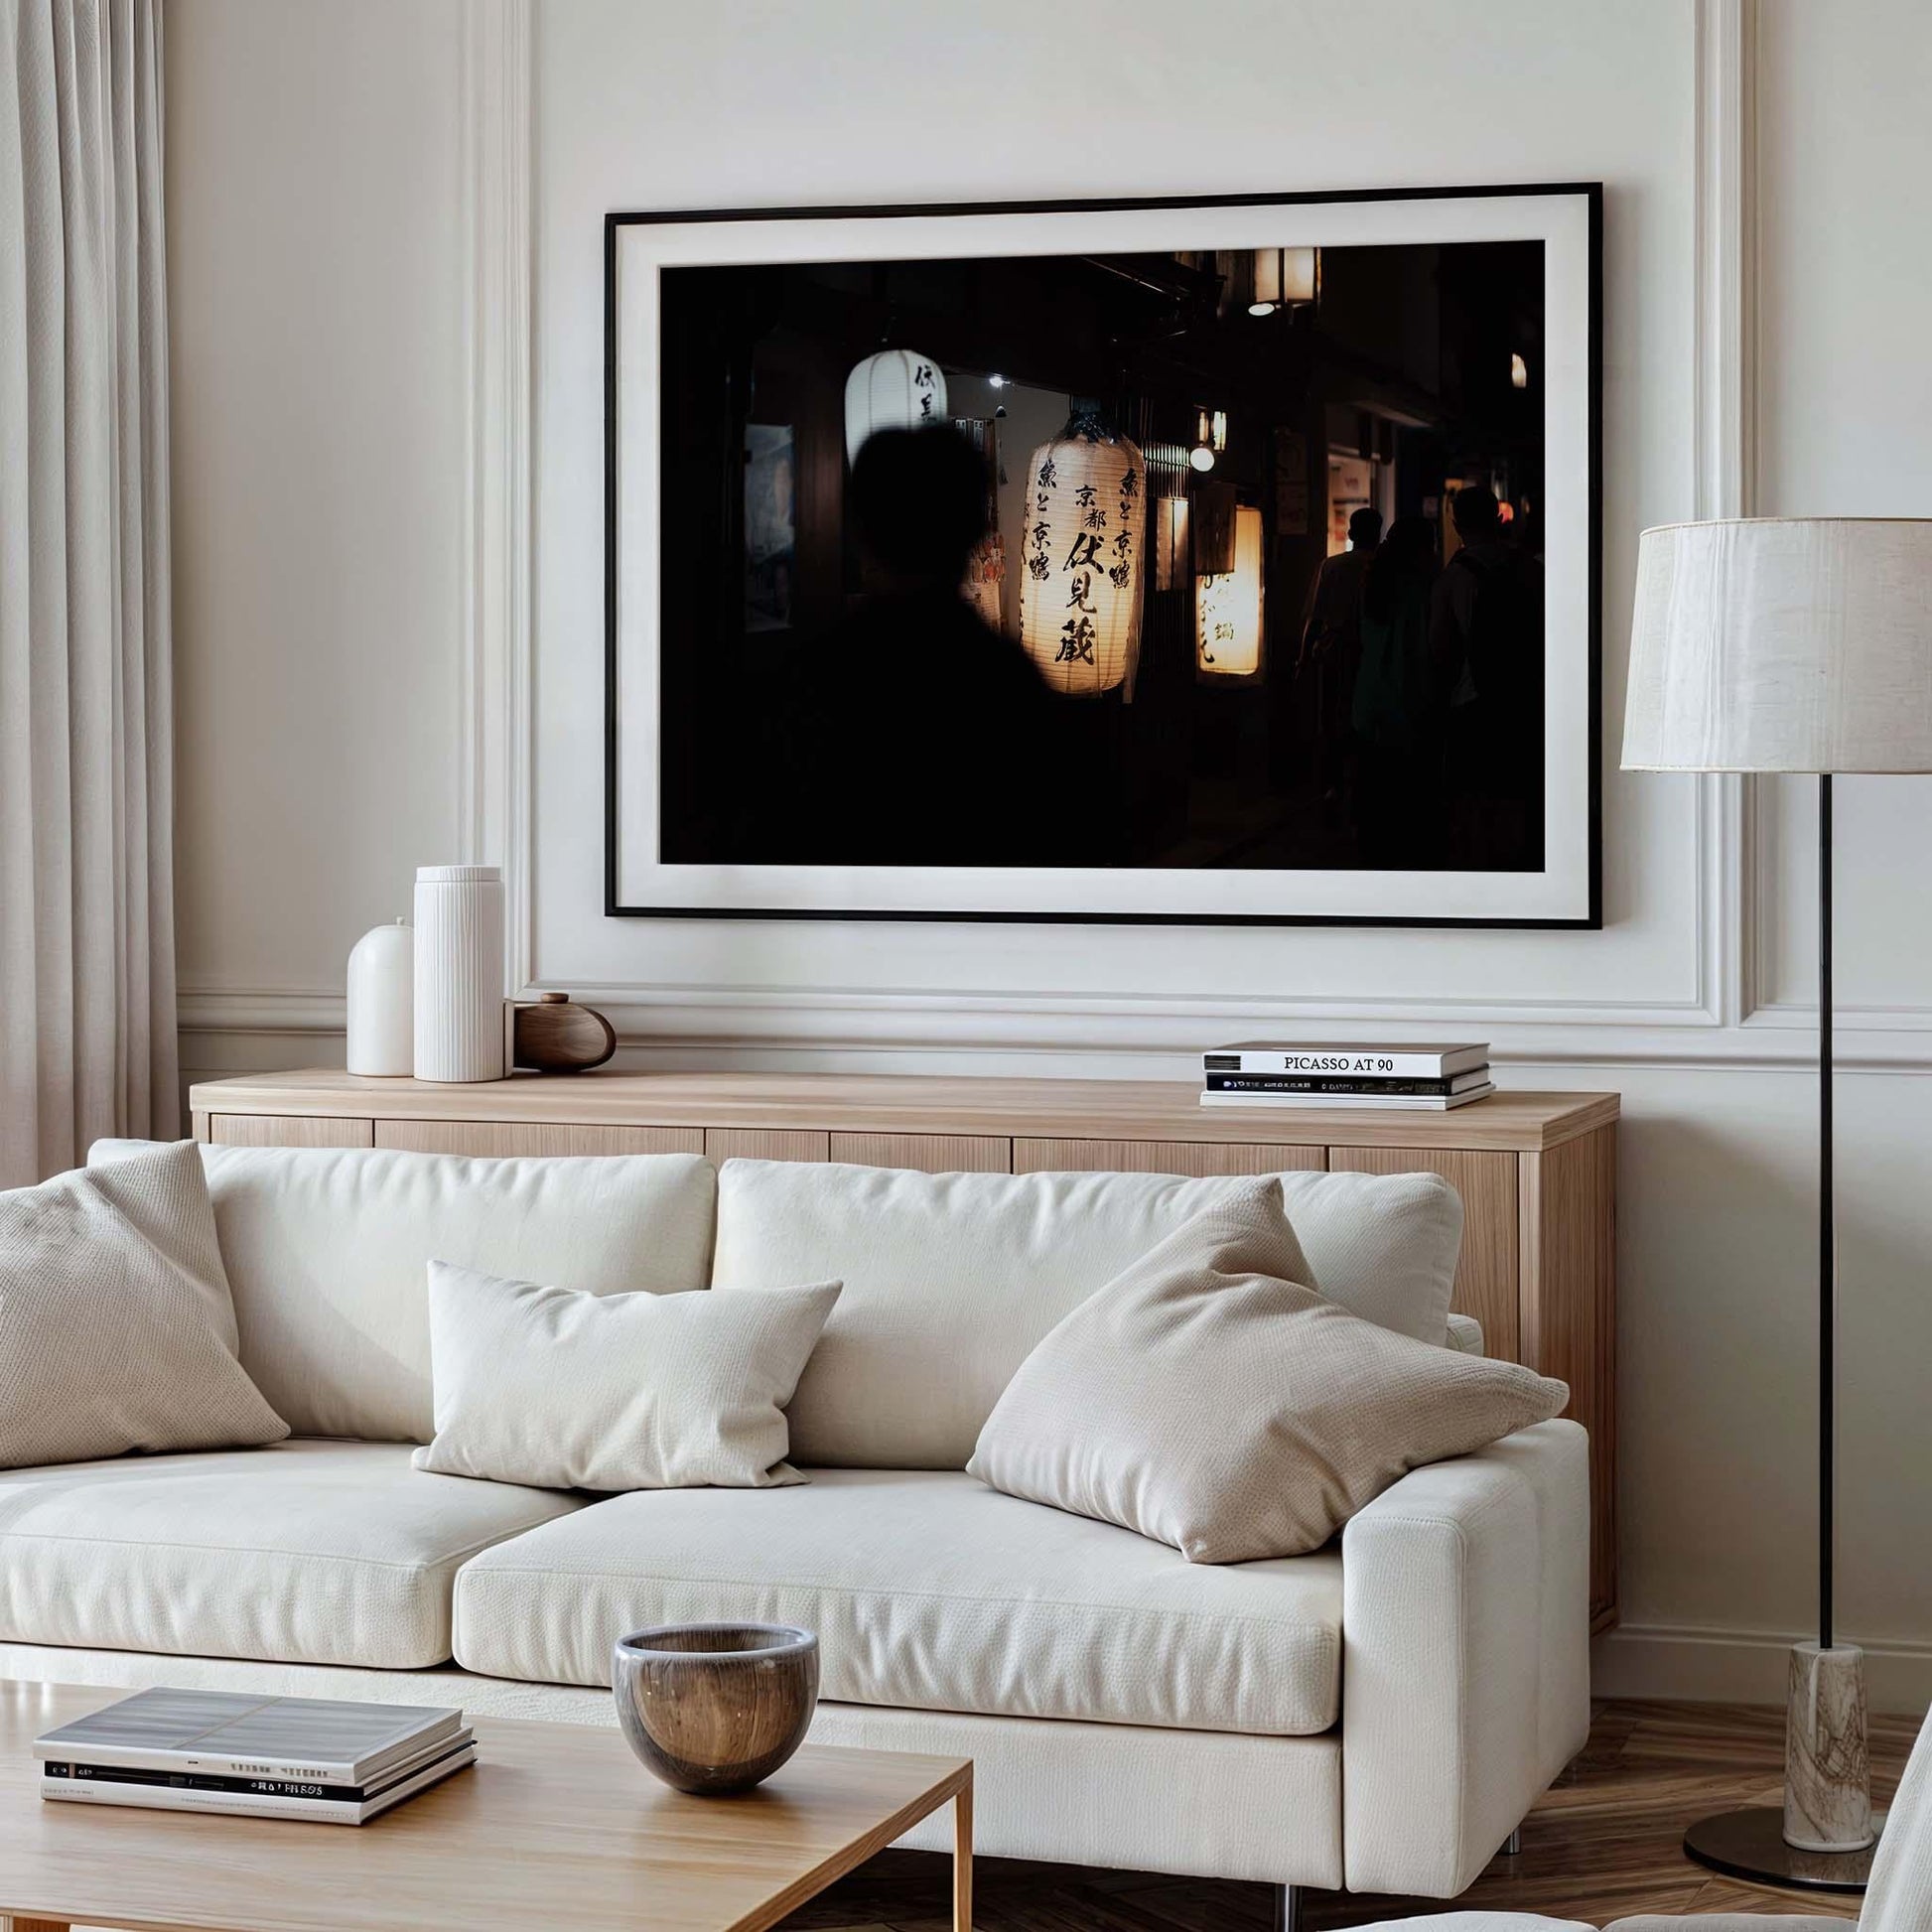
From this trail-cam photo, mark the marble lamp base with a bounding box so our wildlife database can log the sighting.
[1786,1642,1875,1854]
[1684,1641,1879,1893]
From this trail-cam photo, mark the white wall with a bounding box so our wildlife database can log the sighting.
[168,0,468,1063]
[169,0,1932,1706]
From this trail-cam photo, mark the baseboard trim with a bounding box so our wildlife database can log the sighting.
[1593,1621,1932,1714]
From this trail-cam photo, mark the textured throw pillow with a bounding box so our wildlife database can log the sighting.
[412,1261,841,1491]
[967,1180,1568,1563]
[0,1142,289,1469]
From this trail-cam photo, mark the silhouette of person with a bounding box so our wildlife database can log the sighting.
[1298,506,1383,806]
[769,426,1062,868]
[1428,484,1544,866]
[1351,515,1445,866]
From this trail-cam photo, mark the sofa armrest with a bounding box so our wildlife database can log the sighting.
[1341,1418,1591,1897]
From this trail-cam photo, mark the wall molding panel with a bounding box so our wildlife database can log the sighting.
[456,0,1750,1065]
[459,0,535,994]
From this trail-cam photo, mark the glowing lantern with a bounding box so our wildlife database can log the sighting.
[1018,416,1146,696]
[844,348,947,464]
[1251,246,1320,314]
[1196,504,1264,679]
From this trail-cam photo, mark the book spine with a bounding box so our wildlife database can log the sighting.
[1203,1050,1475,1078]
[44,1761,367,1803]
[35,1744,363,1781]
[1199,1087,1492,1112]
[1205,1074,1466,1097]
[42,1778,366,1825]
[34,1724,463,1786]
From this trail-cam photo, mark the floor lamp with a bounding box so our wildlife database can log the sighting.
[1623,516,1932,1891]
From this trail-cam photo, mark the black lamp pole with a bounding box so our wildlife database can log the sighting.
[1818,772,1834,1656]
[1683,771,1876,1893]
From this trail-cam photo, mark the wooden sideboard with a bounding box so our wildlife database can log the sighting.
[191,1068,1619,1630]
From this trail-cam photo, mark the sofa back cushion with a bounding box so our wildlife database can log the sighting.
[711,1160,1462,1468]
[90,1143,718,1444]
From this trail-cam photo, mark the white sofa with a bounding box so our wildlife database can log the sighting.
[0,1143,1591,1906]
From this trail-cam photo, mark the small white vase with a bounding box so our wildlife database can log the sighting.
[413,865,505,1083]
[345,919,414,1076]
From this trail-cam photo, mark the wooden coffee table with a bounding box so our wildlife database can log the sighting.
[0,1682,972,1932]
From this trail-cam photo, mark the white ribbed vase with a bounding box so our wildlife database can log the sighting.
[412,865,505,1082]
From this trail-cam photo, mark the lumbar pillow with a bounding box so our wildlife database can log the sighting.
[0,1142,289,1468]
[412,1261,840,1491]
[967,1179,1567,1563]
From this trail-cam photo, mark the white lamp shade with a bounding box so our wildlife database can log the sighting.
[844,348,947,465]
[1623,518,1932,772]
[1196,504,1264,678]
[1019,426,1147,696]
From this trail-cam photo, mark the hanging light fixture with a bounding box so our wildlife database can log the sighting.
[844,348,948,465]
[1188,407,1219,473]
[1019,411,1147,697]
[1250,248,1283,315]
[1196,504,1264,680]
[1250,247,1320,316]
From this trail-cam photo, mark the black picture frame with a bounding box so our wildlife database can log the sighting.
[606,183,1602,929]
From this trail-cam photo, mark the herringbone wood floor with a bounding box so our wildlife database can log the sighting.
[780,1701,1920,1932]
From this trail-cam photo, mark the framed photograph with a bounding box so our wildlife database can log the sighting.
[608,184,1600,926]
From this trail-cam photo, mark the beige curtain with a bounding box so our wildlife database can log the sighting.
[0,0,177,1186]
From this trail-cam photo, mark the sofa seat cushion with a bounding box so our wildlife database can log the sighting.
[0,1439,584,1669]
[453,1467,1341,1735]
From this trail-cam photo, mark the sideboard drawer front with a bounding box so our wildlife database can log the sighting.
[1013,1138,1325,1177]
[1327,1147,1519,1360]
[827,1133,1010,1173]
[374,1120,704,1158]
[208,1113,373,1149]
[704,1128,830,1165]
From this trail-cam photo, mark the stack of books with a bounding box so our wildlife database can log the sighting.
[37,1687,476,1825]
[1200,1041,1494,1112]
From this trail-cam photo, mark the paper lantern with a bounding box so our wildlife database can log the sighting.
[1196,504,1264,680]
[844,348,947,464]
[1018,419,1146,696]
[1252,246,1320,314]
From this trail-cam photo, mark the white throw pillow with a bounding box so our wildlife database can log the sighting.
[712,1159,1457,1468]
[0,1143,289,1469]
[412,1261,840,1491]
[968,1180,1567,1563]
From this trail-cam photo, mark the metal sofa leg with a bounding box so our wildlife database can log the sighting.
[1273,1885,1303,1932]
[1503,1827,1523,1857]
